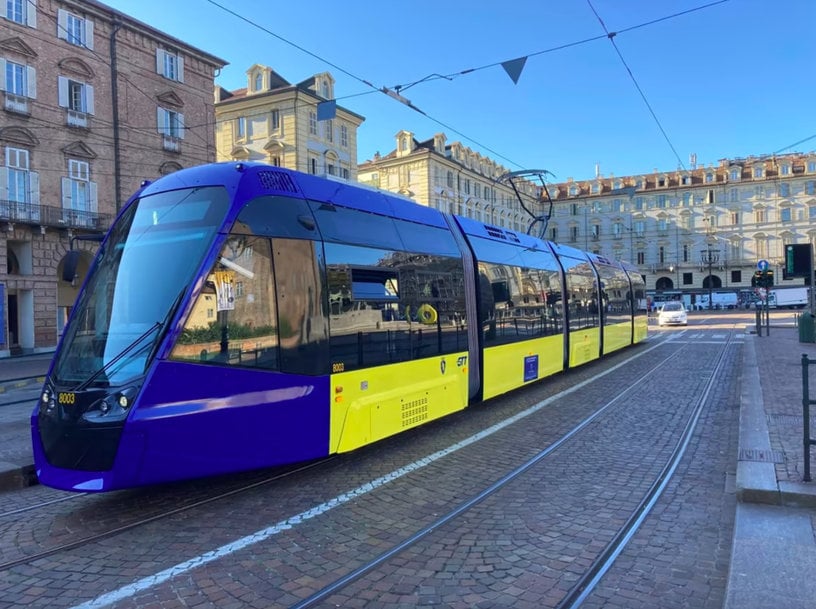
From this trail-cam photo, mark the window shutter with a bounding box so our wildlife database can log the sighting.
[89,182,98,214]
[178,113,185,139]
[85,84,94,114]
[85,19,94,50]
[27,66,36,99]
[157,107,165,134]
[0,168,7,202]
[0,60,5,92]
[177,56,184,83]
[29,172,39,206]
[156,49,164,74]
[58,76,68,107]
[28,0,37,28]
[61,177,72,209]
[57,9,68,41]
[0,2,6,18]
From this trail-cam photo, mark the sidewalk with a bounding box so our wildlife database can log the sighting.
[725,323,816,609]
[0,353,51,489]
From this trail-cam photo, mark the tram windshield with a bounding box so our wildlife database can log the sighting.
[53,186,230,386]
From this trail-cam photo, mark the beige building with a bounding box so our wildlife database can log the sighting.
[546,153,816,303]
[358,131,541,230]
[214,66,364,180]
[0,0,225,354]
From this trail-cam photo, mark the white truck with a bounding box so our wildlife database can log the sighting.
[770,287,809,309]
[698,292,739,309]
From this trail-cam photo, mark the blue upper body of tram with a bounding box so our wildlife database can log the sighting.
[32,162,647,492]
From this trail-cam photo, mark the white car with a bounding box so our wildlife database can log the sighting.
[658,302,688,326]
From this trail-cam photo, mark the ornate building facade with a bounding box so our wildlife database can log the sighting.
[546,153,816,304]
[214,66,364,180]
[357,130,541,229]
[0,0,225,353]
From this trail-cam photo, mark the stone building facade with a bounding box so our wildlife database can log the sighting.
[0,0,225,354]
[215,66,364,180]
[357,130,541,230]
[546,153,816,304]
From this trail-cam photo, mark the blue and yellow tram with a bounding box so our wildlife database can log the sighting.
[33,162,647,491]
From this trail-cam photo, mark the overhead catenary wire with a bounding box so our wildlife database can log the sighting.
[200,0,730,174]
[585,0,686,172]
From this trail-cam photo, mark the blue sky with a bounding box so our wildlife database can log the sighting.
[103,0,815,182]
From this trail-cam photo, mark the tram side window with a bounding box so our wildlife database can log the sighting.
[170,236,281,370]
[271,238,329,376]
[325,242,468,373]
[563,264,600,331]
[597,269,632,326]
[479,262,563,348]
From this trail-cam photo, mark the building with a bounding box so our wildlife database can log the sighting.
[214,66,364,180]
[546,153,816,306]
[357,130,541,230]
[0,0,225,354]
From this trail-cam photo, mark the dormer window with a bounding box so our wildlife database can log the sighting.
[780,163,791,176]
[729,168,741,181]
[753,166,764,178]
[254,72,263,92]
[705,173,714,183]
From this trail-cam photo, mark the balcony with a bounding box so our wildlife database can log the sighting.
[66,109,89,128]
[0,199,111,232]
[162,135,181,152]
[4,93,29,115]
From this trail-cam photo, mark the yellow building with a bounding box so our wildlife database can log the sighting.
[215,66,364,180]
[358,131,541,231]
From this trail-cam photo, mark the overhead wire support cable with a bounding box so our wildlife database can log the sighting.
[586,0,686,171]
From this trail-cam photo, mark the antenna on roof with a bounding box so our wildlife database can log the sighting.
[498,169,555,240]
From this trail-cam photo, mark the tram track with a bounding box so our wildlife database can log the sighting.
[286,333,720,609]
[1,326,742,609]
[53,332,709,609]
[0,456,337,573]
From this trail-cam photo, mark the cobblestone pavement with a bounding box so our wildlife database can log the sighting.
[6,316,814,608]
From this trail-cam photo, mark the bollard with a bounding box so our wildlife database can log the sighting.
[802,353,816,482]
[756,308,762,336]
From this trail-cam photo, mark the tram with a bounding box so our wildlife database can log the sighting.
[33,162,648,492]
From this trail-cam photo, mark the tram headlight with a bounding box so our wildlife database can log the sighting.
[40,387,56,413]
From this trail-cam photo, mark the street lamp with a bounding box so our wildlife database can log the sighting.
[700,221,720,310]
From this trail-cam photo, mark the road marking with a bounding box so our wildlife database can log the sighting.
[70,341,665,609]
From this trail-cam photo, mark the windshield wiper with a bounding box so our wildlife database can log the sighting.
[71,321,162,392]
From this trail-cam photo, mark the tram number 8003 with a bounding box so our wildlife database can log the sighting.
[58,392,76,405]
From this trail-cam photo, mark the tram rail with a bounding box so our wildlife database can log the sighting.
[0,326,742,609]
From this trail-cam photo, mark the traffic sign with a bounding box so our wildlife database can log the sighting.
[758,259,769,271]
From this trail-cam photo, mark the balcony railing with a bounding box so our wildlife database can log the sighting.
[162,135,181,152]
[4,93,29,114]
[0,199,111,232]
[66,109,89,128]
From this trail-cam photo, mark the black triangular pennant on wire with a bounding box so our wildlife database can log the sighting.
[317,99,336,120]
[501,57,528,84]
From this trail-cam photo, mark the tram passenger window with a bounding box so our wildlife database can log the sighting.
[479,261,563,348]
[596,268,631,326]
[271,238,329,376]
[171,236,281,370]
[325,242,468,373]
